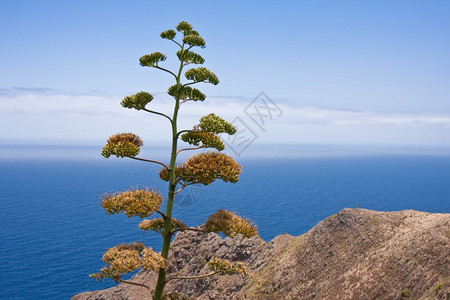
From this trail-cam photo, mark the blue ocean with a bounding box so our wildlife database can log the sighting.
[1,146,450,299]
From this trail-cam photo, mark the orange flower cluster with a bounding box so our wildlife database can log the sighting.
[101,133,143,158]
[90,242,166,282]
[141,247,167,271]
[159,152,242,185]
[204,209,258,238]
[139,218,187,235]
[101,188,163,218]
[208,258,249,277]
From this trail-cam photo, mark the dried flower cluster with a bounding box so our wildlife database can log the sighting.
[141,247,167,271]
[90,243,166,282]
[181,152,241,184]
[158,165,180,182]
[101,188,163,218]
[205,209,258,238]
[208,258,249,277]
[159,152,241,185]
[101,133,144,158]
[139,218,187,235]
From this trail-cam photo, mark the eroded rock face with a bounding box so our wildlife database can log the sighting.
[73,209,450,300]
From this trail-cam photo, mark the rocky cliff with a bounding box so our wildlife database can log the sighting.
[73,208,450,299]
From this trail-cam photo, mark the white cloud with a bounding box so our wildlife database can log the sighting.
[279,105,450,128]
[1,92,450,146]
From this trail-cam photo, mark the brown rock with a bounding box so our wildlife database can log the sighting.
[72,208,450,300]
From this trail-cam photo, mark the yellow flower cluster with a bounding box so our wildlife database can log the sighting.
[182,34,206,48]
[185,67,219,85]
[167,84,206,101]
[159,152,242,185]
[208,258,249,277]
[181,129,224,151]
[139,51,167,67]
[160,29,176,40]
[176,50,205,66]
[101,132,143,158]
[90,243,166,282]
[204,209,258,238]
[101,188,163,218]
[198,113,236,135]
[178,114,236,151]
[139,218,187,235]
[176,21,193,33]
[121,91,154,110]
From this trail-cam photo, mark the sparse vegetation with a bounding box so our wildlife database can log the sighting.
[430,280,443,295]
[399,288,410,298]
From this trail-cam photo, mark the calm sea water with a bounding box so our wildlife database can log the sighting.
[1,154,450,299]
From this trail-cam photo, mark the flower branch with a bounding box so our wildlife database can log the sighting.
[142,108,173,122]
[129,157,169,169]
[119,279,153,294]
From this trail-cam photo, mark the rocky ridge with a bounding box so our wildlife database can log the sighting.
[73,208,450,299]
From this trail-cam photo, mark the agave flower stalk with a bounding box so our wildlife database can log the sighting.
[93,21,258,300]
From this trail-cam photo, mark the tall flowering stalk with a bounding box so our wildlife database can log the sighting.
[90,21,257,300]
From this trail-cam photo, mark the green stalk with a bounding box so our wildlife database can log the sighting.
[153,43,185,300]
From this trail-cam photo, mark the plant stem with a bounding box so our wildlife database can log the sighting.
[153,42,185,300]
[142,108,173,122]
[129,157,169,169]
[176,146,202,154]
[153,66,177,79]
[174,185,186,195]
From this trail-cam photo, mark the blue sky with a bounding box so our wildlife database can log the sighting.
[1,1,450,154]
